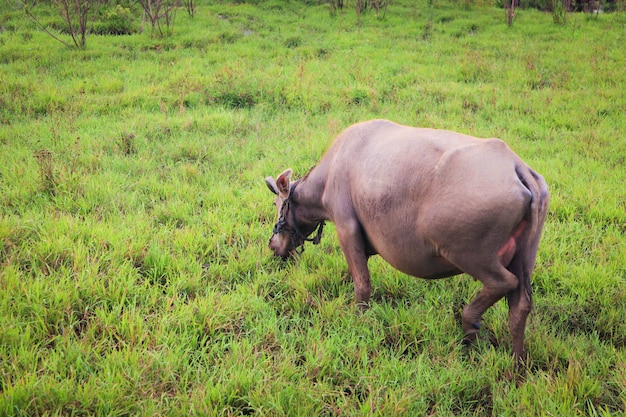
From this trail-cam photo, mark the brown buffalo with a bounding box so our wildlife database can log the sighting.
[265,119,549,359]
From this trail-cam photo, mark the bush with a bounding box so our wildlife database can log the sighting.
[93,4,139,35]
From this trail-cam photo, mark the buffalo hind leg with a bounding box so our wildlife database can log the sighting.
[506,285,531,361]
[505,247,534,361]
[462,266,519,346]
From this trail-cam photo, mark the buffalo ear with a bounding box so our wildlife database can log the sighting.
[275,169,293,199]
[265,176,278,195]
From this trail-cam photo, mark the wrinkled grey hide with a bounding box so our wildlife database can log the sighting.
[265,119,549,359]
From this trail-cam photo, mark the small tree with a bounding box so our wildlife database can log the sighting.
[582,0,602,18]
[552,0,571,24]
[21,0,100,48]
[328,0,344,14]
[53,0,101,48]
[137,0,181,37]
[504,0,518,25]
[182,0,194,18]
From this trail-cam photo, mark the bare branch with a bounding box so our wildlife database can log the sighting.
[23,6,72,48]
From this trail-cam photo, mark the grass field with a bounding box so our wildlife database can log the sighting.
[1,0,625,415]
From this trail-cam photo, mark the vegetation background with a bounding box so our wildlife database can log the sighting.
[1,0,625,415]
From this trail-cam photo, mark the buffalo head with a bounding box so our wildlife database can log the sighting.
[265,169,325,259]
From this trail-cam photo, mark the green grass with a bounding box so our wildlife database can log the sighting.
[1,0,625,415]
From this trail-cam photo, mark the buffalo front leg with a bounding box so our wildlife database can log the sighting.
[335,219,372,310]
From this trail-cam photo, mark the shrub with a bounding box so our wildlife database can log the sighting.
[93,4,138,35]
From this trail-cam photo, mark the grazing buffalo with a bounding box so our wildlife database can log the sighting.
[265,120,549,359]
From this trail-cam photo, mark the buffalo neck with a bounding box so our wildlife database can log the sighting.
[291,164,329,224]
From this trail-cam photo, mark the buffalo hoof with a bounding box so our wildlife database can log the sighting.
[356,301,370,312]
[461,336,475,346]
[462,322,481,345]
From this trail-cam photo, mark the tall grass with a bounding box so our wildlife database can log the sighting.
[1,0,625,415]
